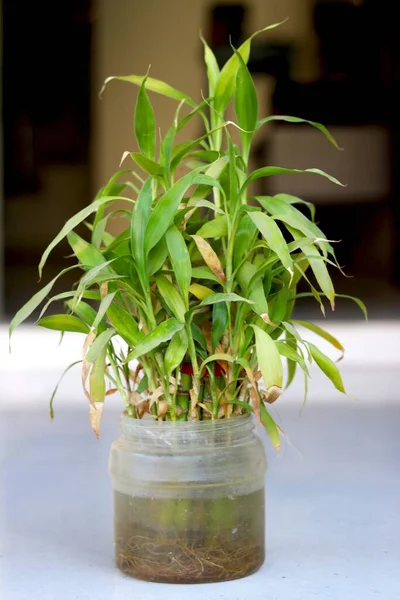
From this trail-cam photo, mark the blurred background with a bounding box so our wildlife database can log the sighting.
[1,0,400,320]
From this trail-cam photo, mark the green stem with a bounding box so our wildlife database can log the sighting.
[185,323,200,387]
[108,351,135,417]
[155,353,176,420]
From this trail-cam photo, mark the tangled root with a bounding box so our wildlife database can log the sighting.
[116,530,264,583]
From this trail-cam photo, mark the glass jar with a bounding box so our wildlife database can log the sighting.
[109,412,267,583]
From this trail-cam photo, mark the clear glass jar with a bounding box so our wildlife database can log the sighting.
[109,413,267,583]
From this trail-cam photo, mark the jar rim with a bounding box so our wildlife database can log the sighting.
[119,411,253,435]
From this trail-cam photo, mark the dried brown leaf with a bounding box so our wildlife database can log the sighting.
[191,235,226,283]
[250,387,261,420]
[82,331,96,406]
[129,363,142,385]
[199,402,214,416]
[105,387,118,396]
[129,391,146,406]
[215,343,231,375]
[202,321,213,354]
[89,401,104,439]
[100,282,108,298]
[260,313,278,327]
[157,400,169,419]
[81,359,93,405]
[261,385,282,404]
[149,386,165,408]
[137,400,150,419]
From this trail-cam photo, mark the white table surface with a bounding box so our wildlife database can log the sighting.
[1,323,400,600]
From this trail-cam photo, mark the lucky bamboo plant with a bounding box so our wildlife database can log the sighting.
[10,24,364,447]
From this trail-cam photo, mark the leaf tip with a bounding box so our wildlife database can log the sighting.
[119,150,131,167]
[99,76,114,99]
[89,402,104,439]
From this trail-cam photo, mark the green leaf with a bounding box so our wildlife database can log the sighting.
[91,209,129,250]
[251,324,283,389]
[186,150,221,163]
[248,212,293,273]
[257,115,341,150]
[145,170,202,252]
[282,321,312,361]
[244,166,344,190]
[92,292,116,331]
[335,295,367,320]
[130,152,163,177]
[200,353,234,372]
[38,195,135,278]
[131,178,153,276]
[148,236,169,275]
[308,342,346,394]
[37,314,90,334]
[233,214,257,269]
[137,373,149,394]
[191,266,220,283]
[92,172,128,248]
[38,290,100,322]
[256,194,333,257]
[71,259,118,307]
[89,349,107,406]
[177,99,210,132]
[67,300,97,327]
[285,225,335,310]
[295,293,368,320]
[68,231,108,270]
[227,135,240,215]
[156,275,186,322]
[201,34,220,96]
[86,328,116,362]
[234,46,258,159]
[165,330,188,375]
[237,261,268,316]
[268,287,292,326]
[166,225,191,305]
[189,174,226,197]
[106,302,143,347]
[292,320,344,357]
[187,199,225,216]
[284,334,298,390]
[196,215,228,238]
[127,319,185,360]
[135,77,156,159]
[191,323,207,349]
[49,360,82,418]
[275,341,309,375]
[189,283,214,300]
[190,157,229,201]
[211,302,228,353]
[283,195,316,221]
[161,100,185,176]
[170,126,227,170]
[214,22,285,114]
[101,74,197,107]
[303,244,335,310]
[9,265,78,341]
[198,292,253,308]
[259,403,281,451]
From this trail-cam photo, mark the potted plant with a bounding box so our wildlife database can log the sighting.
[10,24,364,584]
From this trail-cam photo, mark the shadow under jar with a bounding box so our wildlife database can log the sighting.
[109,412,267,584]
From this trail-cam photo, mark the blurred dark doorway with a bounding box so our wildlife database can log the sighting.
[2,0,92,317]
